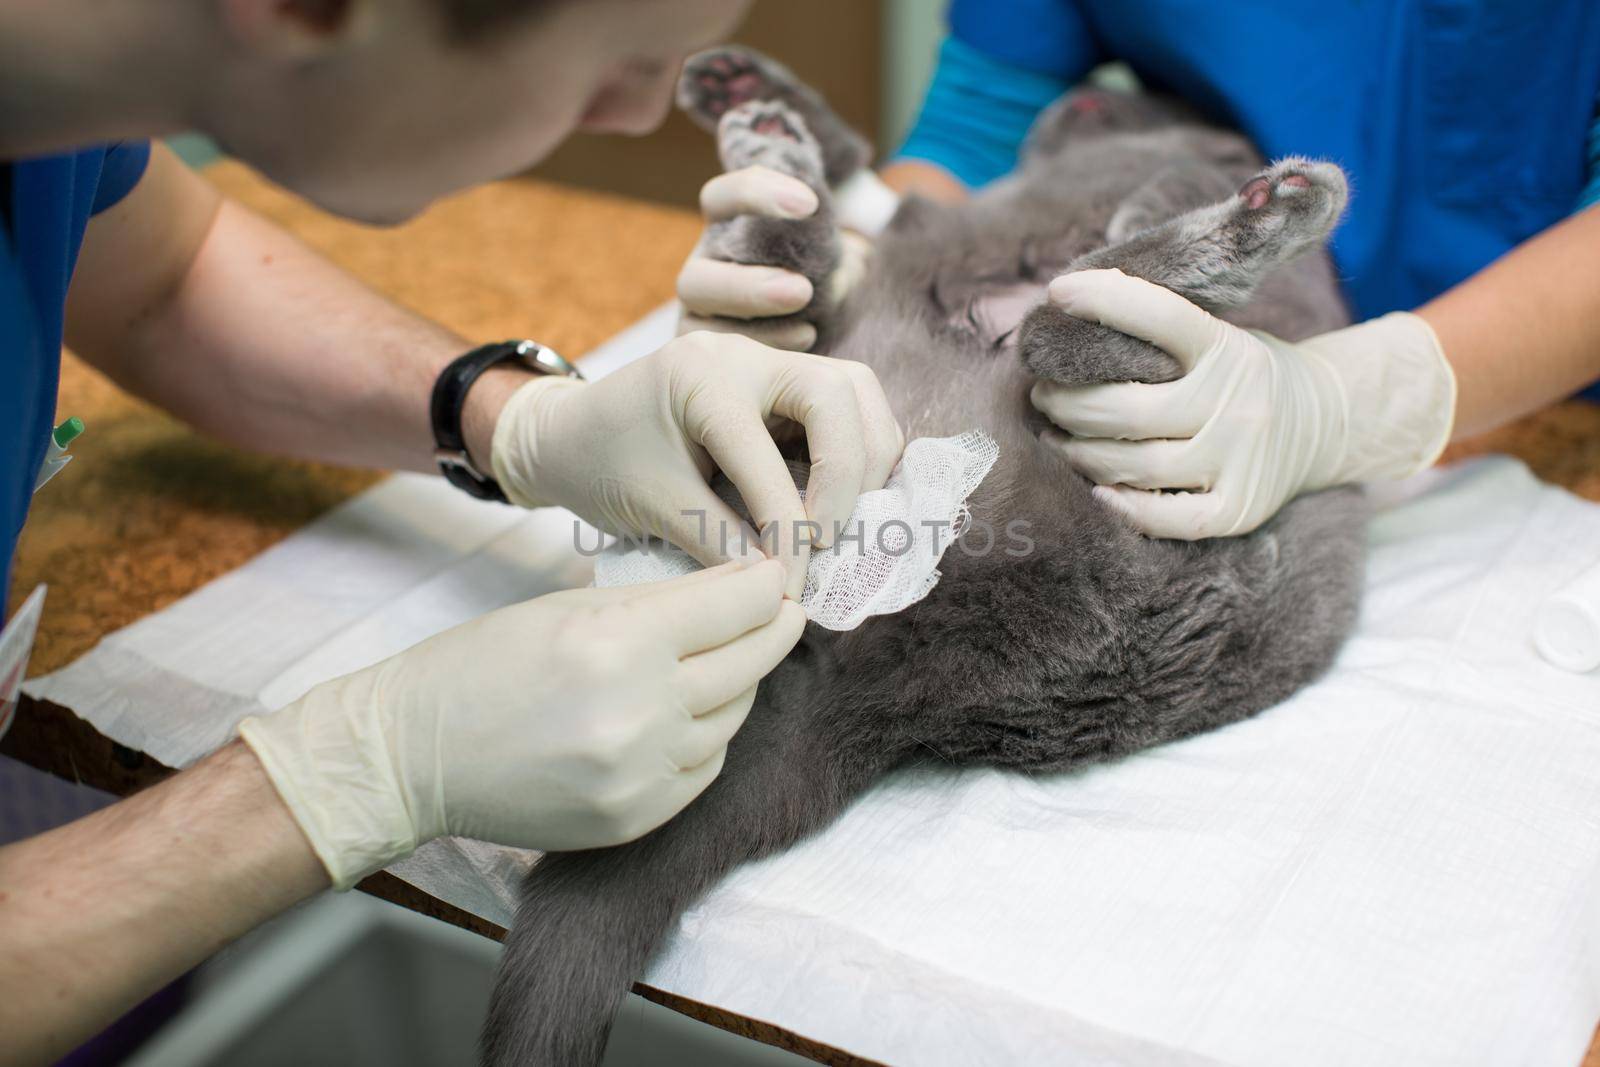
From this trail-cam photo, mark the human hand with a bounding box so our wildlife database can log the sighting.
[238,561,804,888]
[489,331,903,598]
[675,166,890,351]
[1030,270,1456,539]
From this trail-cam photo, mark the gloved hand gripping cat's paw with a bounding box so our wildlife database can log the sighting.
[677,167,896,351]
[1031,269,1457,539]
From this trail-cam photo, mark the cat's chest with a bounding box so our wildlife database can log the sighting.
[964,283,1048,351]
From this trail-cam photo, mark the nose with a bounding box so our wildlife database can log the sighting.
[581,67,677,136]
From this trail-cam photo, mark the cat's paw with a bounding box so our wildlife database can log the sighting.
[1228,158,1348,250]
[718,101,825,187]
[677,47,872,186]
[1017,301,1183,386]
[678,49,783,125]
[1066,157,1349,315]
[700,101,842,337]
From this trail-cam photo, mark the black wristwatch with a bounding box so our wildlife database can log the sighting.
[430,339,583,502]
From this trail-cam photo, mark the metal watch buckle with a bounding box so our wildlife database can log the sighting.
[433,447,489,481]
[513,339,585,381]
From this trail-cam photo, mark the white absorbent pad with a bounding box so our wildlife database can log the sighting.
[594,430,999,630]
[27,455,1600,1066]
[23,300,1600,1065]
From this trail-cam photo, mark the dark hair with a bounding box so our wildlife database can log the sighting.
[435,0,553,40]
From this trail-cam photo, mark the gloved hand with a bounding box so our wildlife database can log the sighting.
[239,561,804,889]
[490,331,903,599]
[1030,269,1457,539]
[676,167,898,351]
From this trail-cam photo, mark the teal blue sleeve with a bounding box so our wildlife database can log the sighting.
[895,36,1083,189]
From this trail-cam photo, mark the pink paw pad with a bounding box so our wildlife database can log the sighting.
[752,115,796,139]
[1239,172,1312,210]
[695,62,767,117]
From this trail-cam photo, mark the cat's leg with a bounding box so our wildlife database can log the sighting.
[1019,158,1348,385]
[677,46,872,186]
[695,99,846,342]
[1104,163,1240,245]
[678,47,880,346]
[1090,157,1349,310]
[715,99,827,189]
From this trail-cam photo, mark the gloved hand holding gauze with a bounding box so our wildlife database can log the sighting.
[596,432,1000,631]
[239,562,804,889]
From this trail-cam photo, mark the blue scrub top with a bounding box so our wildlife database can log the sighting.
[900,0,1600,334]
[1,142,150,607]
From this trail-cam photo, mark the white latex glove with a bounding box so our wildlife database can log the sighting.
[676,167,897,351]
[1030,269,1457,539]
[490,331,902,600]
[239,561,803,889]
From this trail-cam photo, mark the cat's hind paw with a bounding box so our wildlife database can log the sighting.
[718,101,826,188]
[679,48,778,127]
[1066,157,1349,315]
[677,47,872,186]
[1227,158,1348,257]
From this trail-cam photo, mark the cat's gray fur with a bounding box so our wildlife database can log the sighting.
[482,48,1366,1066]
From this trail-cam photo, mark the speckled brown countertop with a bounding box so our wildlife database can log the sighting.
[4,159,1598,1067]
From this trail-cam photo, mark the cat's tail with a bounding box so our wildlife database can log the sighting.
[479,649,892,1067]
[478,839,686,1067]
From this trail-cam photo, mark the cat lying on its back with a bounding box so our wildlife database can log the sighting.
[483,48,1367,1066]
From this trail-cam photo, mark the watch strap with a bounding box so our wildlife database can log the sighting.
[430,340,580,502]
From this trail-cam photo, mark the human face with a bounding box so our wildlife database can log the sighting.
[202,0,749,224]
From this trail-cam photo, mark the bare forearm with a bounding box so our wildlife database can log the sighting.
[88,198,484,472]
[879,159,969,204]
[1418,204,1600,439]
[65,148,517,475]
[0,742,327,1066]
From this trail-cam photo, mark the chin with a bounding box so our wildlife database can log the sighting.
[347,201,431,228]
[578,114,660,136]
[252,155,435,227]
[308,189,433,228]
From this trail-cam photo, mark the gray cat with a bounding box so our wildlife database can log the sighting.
[481,47,1366,1066]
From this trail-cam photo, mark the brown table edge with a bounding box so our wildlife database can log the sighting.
[2,692,879,1066]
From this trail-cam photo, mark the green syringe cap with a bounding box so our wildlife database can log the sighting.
[53,416,84,448]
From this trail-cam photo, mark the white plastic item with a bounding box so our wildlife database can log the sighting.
[593,431,1000,631]
[833,169,901,238]
[1533,558,1600,673]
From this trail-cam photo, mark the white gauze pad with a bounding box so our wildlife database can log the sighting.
[593,431,1000,631]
